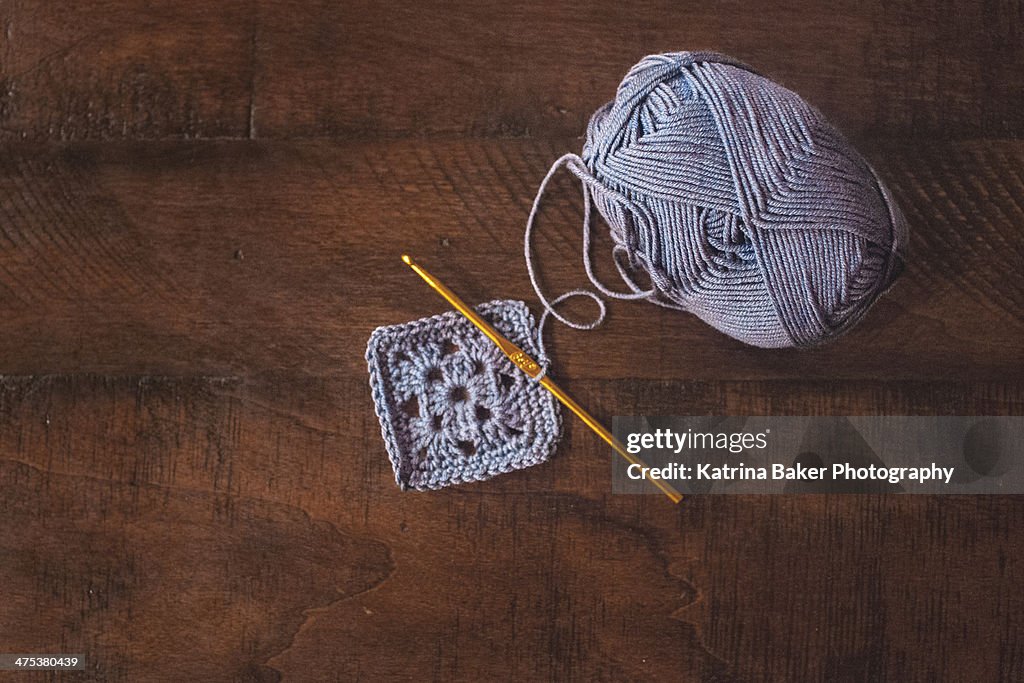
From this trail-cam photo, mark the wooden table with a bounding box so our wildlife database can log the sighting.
[1,2,1022,681]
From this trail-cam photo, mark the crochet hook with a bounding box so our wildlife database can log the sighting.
[400,254,683,504]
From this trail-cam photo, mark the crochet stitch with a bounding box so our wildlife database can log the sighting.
[366,300,561,491]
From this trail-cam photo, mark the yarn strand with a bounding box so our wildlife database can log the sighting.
[524,153,657,364]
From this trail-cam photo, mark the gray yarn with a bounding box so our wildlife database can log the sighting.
[366,300,561,491]
[526,52,907,349]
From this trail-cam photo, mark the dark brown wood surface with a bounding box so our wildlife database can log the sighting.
[1,2,1023,682]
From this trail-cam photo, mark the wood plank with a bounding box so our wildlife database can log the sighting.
[0,1,254,140]
[2,1,1022,141]
[0,139,1020,382]
[1,375,1021,680]
[255,0,1024,139]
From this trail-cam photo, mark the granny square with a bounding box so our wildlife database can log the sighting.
[366,300,562,491]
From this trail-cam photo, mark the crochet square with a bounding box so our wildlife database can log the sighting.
[366,300,562,491]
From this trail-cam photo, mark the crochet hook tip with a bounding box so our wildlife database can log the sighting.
[401,253,413,266]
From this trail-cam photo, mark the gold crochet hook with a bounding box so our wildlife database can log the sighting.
[401,254,683,504]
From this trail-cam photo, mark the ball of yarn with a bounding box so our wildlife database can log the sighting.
[526,52,907,349]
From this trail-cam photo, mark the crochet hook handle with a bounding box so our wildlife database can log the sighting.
[401,254,683,504]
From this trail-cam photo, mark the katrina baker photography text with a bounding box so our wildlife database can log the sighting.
[611,416,1024,495]
[626,461,954,485]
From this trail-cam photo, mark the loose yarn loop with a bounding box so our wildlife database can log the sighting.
[526,52,908,351]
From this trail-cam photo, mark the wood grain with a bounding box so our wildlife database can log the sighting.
[0,1,255,140]
[1,375,1021,681]
[2,1,1023,141]
[0,139,1019,382]
[253,0,1024,141]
